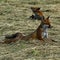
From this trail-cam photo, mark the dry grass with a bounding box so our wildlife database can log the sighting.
[0,0,60,60]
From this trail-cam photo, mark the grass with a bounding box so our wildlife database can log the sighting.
[0,0,60,60]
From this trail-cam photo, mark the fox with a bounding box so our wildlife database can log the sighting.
[30,7,44,20]
[0,16,56,44]
[23,16,57,43]
[23,16,52,41]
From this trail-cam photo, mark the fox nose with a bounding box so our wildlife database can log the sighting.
[48,25,53,28]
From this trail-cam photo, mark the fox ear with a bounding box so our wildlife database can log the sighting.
[46,16,50,19]
[37,8,40,10]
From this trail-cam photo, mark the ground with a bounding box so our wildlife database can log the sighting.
[0,0,60,60]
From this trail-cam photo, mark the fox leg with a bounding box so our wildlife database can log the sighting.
[37,36,45,42]
[38,38,45,45]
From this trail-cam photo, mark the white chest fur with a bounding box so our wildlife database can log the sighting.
[42,25,48,38]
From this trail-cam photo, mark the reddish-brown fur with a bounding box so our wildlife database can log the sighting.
[30,7,44,20]
[31,7,43,16]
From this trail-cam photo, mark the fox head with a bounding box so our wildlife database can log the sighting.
[41,16,52,28]
[31,7,40,12]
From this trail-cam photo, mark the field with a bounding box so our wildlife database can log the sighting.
[0,0,60,60]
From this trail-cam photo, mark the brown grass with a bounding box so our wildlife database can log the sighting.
[0,0,60,60]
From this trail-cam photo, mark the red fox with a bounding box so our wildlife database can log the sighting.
[0,16,56,44]
[30,7,44,20]
[23,16,52,41]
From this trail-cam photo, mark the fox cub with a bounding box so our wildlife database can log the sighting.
[30,7,44,20]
